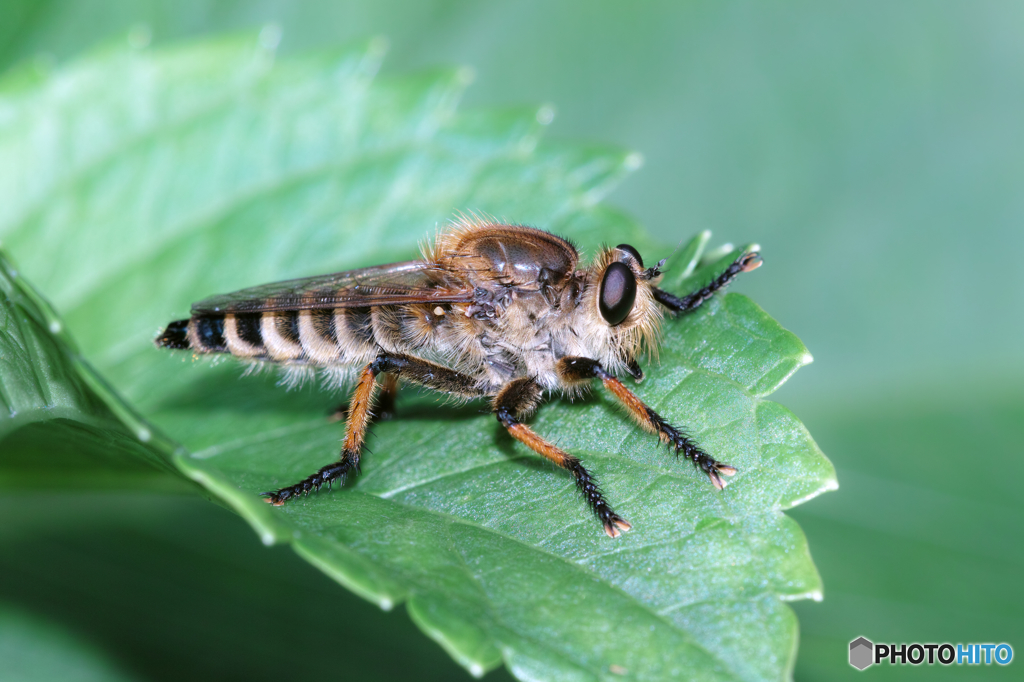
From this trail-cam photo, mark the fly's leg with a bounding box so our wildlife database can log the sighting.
[375,374,400,421]
[494,378,632,538]
[652,251,761,314]
[263,353,482,505]
[369,353,482,398]
[639,249,758,477]
[328,373,399,423]
[263,363,380,504]
[558,357,737,489]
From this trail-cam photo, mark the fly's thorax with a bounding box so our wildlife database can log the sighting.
[397,301,492,378]
[430,218,579,291]
[485,291,575,391]
[412,286,570,391]
[397,303,449,349]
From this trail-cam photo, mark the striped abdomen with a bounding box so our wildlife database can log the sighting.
[155,305,444,368]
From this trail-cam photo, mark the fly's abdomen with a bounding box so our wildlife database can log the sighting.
[155,318,193,349]
[155,315,229,353]
[296,309,342,363]
[156,308,379,366]
[223,312,266,357]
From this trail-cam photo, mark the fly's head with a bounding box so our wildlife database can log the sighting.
[579,243,664,375]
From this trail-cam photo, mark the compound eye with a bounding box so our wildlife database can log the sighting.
[599,262,637,326]
[615,243,644,268]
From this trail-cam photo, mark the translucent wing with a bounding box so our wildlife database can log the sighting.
[191,260,474,314]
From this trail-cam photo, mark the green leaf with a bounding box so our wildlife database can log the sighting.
[0,491,507,681]
[0,34,835,681]
[0,602,140,682]
[0,250,186,490]
[660,229,711,288]
[176,291,832,681]
[790,386,1024,681]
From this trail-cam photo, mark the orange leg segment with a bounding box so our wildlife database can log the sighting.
[494,378,632,538]
[262,363,379,505]
[263,353,483,506]
[557,357,737,489]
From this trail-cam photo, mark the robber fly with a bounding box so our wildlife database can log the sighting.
[156,217,761,537]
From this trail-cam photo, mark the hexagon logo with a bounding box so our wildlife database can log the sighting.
[849,637,874,670]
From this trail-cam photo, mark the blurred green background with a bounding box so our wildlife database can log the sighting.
[1,1,1021,680]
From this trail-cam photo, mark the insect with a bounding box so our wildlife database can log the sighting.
[156,218,761,537]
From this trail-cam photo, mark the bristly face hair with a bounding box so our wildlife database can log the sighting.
[156,216,762,537]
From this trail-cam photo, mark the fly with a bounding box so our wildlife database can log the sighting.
[156,217,761,537]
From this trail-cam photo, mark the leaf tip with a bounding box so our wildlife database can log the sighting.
[780,589,823,603]
[786,476,839,509]
[624,151,644,171]
[535,104,555,126]
[258,23,283,51]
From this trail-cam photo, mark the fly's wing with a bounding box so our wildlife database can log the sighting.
[190,260,474,314]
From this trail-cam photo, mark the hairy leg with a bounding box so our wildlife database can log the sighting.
[653,251,761,314]
[329,372,400,422]
[263,353,482,505]
[263,363,379,504]
[494,377,632,538]
[375,373,400,420]
[369,353,482,398]
[557,357,737,489]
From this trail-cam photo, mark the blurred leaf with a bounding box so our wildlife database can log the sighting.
[790,387,1024,681]
[0,492,509,682]
[0,250,186,490]
[0,35,834,681]
[660,229,711,287]
[0,602,139,682]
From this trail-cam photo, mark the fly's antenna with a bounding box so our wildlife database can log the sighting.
[642,258,667,281]
[664,238,687,270]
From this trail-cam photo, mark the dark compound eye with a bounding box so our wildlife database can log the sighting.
[616,243,643,268]
[599,262,637,326]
